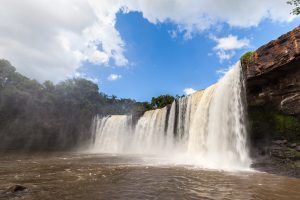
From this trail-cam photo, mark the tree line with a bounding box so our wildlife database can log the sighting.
[0,59,181,151]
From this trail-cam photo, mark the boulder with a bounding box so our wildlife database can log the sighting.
[5,185,27,193]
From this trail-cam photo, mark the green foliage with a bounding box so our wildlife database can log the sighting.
[151,95,175,108]
[287,0,300,15]
[142,102,153,110]
[0,59,149,151]
[176,94,185,99]
[248,104,300,144]
[294,161,300,168]
[287,148,300,160]
[273,114,300,140]
[240,51,253,63]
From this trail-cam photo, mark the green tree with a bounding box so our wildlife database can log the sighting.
[151,95,175,108]
[43,80,55,92]
[287,0,300,15]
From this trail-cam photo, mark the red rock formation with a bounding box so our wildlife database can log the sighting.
[243,25,300,115]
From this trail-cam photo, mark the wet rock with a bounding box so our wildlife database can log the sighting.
[5,184,27,193]
[0,184,27,199]
[272,140,287,145]
[270,145,282,150]
[289,143,297,148]
[296,145,300,152]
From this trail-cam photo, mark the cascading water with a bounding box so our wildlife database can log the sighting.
[90,62,251,170]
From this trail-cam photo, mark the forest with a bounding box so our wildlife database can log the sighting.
[0,59,155,151]
[0,59,181,151]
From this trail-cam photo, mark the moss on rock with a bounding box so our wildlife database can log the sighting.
[240,51,253,63]
[294,161,300,168]
[248,105,300,147]
[287,148,300,160]
[273,114,300,140]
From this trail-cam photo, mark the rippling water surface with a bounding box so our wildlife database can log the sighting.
[0,153,299,200]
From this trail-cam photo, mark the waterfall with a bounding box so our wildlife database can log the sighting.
[90,62,251,170]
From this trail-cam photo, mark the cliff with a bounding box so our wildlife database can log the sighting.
[242,25,300,177]
[243,25,300,115]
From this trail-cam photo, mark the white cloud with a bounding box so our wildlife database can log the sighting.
[216,50,236,62]
[168,30,178,39]
[74,72,99,84]
[0,0,297,82]
[184,88,196,95]
[211,35,250,62]
[212,35,250,51]
[125,0,296,38]
[0,0,127,82]
[107,74,122,81]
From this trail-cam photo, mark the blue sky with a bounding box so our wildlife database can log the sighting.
[1,1,300,102]
[78,12,300,102]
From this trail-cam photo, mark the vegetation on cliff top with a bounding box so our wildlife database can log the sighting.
[240,51,253,63]
[151,95,175,109]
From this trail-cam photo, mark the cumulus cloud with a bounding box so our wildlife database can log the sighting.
[0,0,127,82]
[212,35,250,51]
[125,0,295,38]
[74,72,99,84]
[0,0,296,82]
[184,88,197,95]
[211,35,250,62]
[107,74,122,81]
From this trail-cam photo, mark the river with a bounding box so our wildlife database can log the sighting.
[0,153,299,200]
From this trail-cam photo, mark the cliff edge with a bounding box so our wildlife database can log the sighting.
[242,25,300,177]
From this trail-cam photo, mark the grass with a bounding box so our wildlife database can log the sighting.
[240,51,253,63]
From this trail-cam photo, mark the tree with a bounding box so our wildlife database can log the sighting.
[151,95,175,108]
[43,80,55,92]
[287,0,300,15]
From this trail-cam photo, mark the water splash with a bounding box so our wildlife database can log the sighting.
[90,62,251,170]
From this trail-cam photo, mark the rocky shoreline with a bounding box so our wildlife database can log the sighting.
[251,140,300,178]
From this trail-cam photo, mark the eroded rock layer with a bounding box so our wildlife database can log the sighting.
[242,25,300,115]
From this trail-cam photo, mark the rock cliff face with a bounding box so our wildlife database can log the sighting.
[243,25,300,116]
[242,25,300,177]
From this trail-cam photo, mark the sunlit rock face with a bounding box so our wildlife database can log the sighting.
[242,25,300,116]
[90,62,251,170]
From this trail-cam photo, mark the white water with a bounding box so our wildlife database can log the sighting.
[90,62,251,170]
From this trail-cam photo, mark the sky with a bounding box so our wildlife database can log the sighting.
[0,0,300,101]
